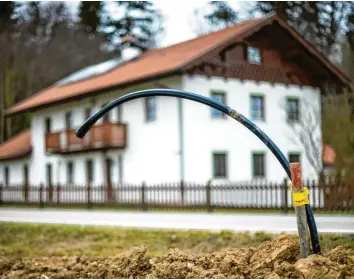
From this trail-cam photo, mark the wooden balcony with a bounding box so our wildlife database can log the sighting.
[45,122,127,154]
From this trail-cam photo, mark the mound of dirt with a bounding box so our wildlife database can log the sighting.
[1,234,353,279]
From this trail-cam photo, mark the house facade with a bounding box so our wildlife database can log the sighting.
[0,14,350,188]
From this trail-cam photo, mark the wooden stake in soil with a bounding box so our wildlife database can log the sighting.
[290,163,310,258]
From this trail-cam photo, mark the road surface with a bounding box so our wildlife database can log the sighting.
[0,208,353,233]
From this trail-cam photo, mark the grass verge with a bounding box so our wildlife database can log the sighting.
[1,222,353,258]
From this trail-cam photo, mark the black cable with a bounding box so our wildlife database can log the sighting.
[76,88,321,254]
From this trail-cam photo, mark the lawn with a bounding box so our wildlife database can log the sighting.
[1,222,353,258]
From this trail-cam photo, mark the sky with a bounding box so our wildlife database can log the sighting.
[68,1,254,48]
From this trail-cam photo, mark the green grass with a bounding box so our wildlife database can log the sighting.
[0,222,353,258]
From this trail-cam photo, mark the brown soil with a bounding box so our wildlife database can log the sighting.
[1,234,353,279]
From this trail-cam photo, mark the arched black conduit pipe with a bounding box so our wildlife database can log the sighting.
[76,88,321,254]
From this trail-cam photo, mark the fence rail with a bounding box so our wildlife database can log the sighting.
[0,179,353,212]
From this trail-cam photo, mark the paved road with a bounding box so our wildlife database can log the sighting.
[0,208,353,233]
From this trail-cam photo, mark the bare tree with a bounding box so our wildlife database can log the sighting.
[280,98,323,176]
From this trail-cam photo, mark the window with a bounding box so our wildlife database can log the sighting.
[86,159,94,184]
[4,166,9,186]
[211,91,226,119]
[213,152,228,178]
[45,118,51,134]
[67,161,74,184]
[65,111,72,129]
[248,47,261,64]
[289,153,301,164]
[252,152,265,178]
[84,107,92,120]
[46,164,52,186]
[286,98,300,122]
[250,95,265,120]
[145,97,156,122]
[101,103,110,122]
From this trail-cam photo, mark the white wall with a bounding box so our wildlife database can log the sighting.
[0,159,30,185]
[6,76,182,186]
[181,75,321,183]
[0,74,321,186]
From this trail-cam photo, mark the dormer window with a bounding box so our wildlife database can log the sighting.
[247,47,261,64]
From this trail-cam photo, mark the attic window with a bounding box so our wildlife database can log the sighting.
[247,47,261,64]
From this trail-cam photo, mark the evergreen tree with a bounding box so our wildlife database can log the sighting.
[0,1,17,33]
[78,1,103,33]
[105,1,162,50]
[252,1,353,57]
[204,1,238,29]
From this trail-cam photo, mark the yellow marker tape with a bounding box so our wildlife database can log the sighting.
[290,184,310,207]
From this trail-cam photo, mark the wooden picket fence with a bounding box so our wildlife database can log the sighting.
[0,179,353,212]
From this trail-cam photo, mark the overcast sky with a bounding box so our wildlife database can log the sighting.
[68,1,254,48]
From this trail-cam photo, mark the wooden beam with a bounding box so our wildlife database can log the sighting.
[290,162,310,258]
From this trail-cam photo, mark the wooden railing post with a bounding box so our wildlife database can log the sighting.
[283,178,288,214]
[290,163,310,258]
[56,184,61,204]
[39,184,44,208]
[87,183,92,209]
[48,184,53,203]
[180,181,184,206]
[141,182,147,211]
[0,183,3,205]
[23,183,29,203]
[206,180,212,213]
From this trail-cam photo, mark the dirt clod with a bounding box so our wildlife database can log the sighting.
[1,234,353,279]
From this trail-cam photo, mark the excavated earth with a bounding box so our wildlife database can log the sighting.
[1,234,353,279]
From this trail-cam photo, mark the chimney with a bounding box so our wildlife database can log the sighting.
[119,35,147,61]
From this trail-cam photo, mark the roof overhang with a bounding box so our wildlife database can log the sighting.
[6,14,351,117]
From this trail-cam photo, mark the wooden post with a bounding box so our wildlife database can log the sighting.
[87,183,92,209]
[180,181,184,206]
[39,184,44,208]
[206,180,212,213]
[290,163,310,258]
[141,182,147,211]
[48,184,53,203]
[0,183,3,205]
[283,178,289,214]
[24,183,29,203]
[56,184,61,204]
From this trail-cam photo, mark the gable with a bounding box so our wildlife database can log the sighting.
[186,19,350,92]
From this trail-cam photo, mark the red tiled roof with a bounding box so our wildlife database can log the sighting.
[0,130,31,161]
[6,14,351,116]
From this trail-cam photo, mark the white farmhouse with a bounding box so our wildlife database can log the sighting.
[0,14,349,188]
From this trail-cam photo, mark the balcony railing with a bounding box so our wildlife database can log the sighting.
[45,122,127,154]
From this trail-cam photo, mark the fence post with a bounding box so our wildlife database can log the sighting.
[0,183,3,205]
[141,182,147,211]
[48,184,53,203]
[87,183,92,209]
[206,180,212,213]
[39,184,44,208]
[283,178,288,214]
[180,181,184,206]
[24,183,29,203]
[56,184,61,204]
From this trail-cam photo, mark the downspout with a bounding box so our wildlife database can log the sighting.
[178,98,185,183]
